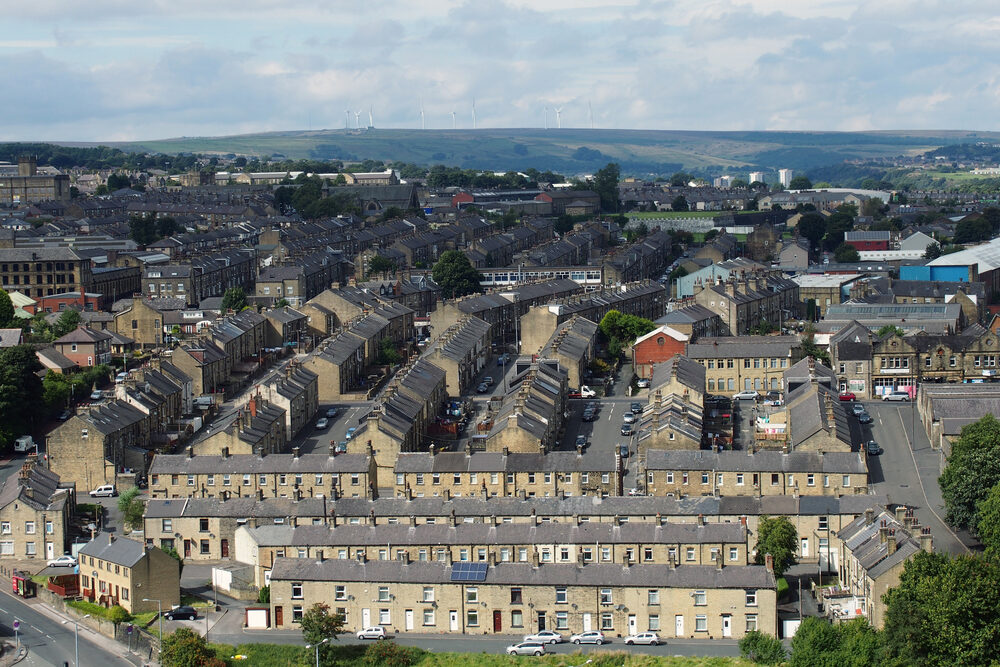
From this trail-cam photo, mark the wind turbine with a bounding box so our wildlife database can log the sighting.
[420,100,425,130]
[472,98,477,130]
[354,111,362,129]
[543,106,548,130]
[369,106,374,128]
[554,107,563,129]
[345,110,351,129]
[451,111,456,129]
[588,101,594,129]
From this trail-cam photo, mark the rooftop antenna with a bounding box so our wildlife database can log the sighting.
[420,100,425,130]
[369,106,374,129]
[451,111,456,129]
[543,106,548,130]
[354,111,362,129]
[588,101,594,129]
[554,107,563,129]
[472,98,477,130]
[345,110,351,129]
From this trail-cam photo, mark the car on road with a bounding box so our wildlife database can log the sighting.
[575,434,588,448]
[624,632,661,646]
[89,390,103,401]
[477,383,490,393]
[627,487,644,496]
[630,402,643,414]
[326,407,338,418]
[857,411,873,424]
[850,403,867,417]
[356,626,387,640]
[620,423,633,436]
[622,412,636,424]
[883,391,910,402]
[164,606,197,621]
[316,417,329,429]
[523,631,562,644]
[838,392,857,401]
[585,401,599,411]
[636,378,650,388]
[570,631,606,645]
[497,353,510,366]
[582,409,596,422]
[483,376,494,386]
[88,484,116,498]
[733,390,758,400]
[345,427,357,440]
[619,443,629,458]
[506,641,545,656]
[46,554,77,568]
[866,440,883,456]
[57,410,71,421]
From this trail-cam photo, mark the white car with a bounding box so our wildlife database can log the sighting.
[356,626,387,640]
[882,391,910,402]
[506,642,545,656]
[326,407,338,418]
[624,632,661,645]
[316,418,329,429]
[733,390,758,400]
[523,630,563,644]
[622,412,636,424]
[88,484,117,498]
[47,554,77,568]
[637,378,650,388]
[570,631,606,644]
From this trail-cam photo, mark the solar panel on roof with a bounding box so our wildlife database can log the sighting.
[450,562,488,582]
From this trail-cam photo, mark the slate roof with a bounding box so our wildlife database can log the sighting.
[78,532,148,567]
[645,449,867,474]
[150,452,370,475]
[687,336,799,359]
[53,326,112,344]
[837,507,924,580]
[0,464,68,512]
[650,354,705,394]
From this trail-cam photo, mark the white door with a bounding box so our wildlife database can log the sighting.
[362,608,371,628]
[46,542,54,559]
[800,538,809,558]
[628,615,637,634]
[405,609,414,631]
[449,610,459,631]
[675,615,684,637]
[582,613,592,632]
[722,615,732,638]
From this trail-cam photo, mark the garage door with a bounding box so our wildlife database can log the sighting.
[246,608,270,629]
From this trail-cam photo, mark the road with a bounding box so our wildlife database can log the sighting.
[0,588,138,667]
[862,400,971,555]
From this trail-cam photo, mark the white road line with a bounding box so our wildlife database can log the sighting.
[31,624,42,633]
[0,608,6,614]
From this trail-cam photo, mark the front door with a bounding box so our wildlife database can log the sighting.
[362,608,371,628]
[675,615,684,637]
[449,610,459,631]
[800,537,809,558]
[405,609,414,631]
[537,611,546,631]
[493,610,502,632]
[221,539,229,558]
[46,542,54,559]
[274,606,283,626]
[722,615,732,638]
[184,539,192,558]
[628,614,637,635]
[582,613,592,632]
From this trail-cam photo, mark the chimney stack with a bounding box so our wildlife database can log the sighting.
[186,446,194,458]
[292,446,301,459]
[920,526,933,553]
[764,553,774,573]
[887,529,897,554]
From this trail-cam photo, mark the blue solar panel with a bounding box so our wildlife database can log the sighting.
[450,562,488,582]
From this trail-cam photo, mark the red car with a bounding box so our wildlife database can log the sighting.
[838,392,856,401]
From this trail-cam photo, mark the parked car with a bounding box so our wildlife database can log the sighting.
[477,383,490,393]
[630,402,643,414]
[57,410,71,421]
[570,631,606,645]
[46,554,77,568]
[733,390,758,400]
[315,418,329,429]
[636,378,650,388]
[575,434,588,448]
[483,376,494,386]
[850,403,867,416]
[620,443,630,458]
[622,412,636,424]
[497,354,510,366]
[326,407,338,418]
[627,487,644,496]
[624,632,661,646]
[506,642,545,656]
[89,390,103,401]
[164,606,197,621]
[838,392,857,402]
[857,411,873,424]
[523,631,563,644]
[356,626,387,640]
[88,484,116,498]
[866,440,883,456]
[582,409,596,422]
[345,427,357,440]
[620,424,633,436]
[883,391,910,402]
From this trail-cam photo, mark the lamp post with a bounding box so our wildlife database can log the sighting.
[62,613,90,666]
[306,637,330,667]
[143,598,162,653]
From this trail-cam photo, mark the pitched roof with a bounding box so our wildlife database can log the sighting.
[78,532,148,567]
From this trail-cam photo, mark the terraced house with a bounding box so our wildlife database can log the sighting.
[422,316,493,396]
[0,462,74,563]
[687,335,803,395]
[483,360,568,455]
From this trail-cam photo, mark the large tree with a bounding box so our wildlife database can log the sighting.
[834,243,861,263]
[796,213,826,253]
[52,309,81,338]
[367,255,397,278]
[939,414,1000,531]
[432,251,482,300]
[591,162,621,213]
[975,481,1000,562]
[0,289,14,327]
[221,287,248,313]
[0,346,44,450]
[671,195,689,212]
[160,628,218,667]
[788,175,812,190]
[789,617,882,667]
[753,515,798,577]
[301,602,345,664]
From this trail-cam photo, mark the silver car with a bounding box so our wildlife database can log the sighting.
[506,641,545,656]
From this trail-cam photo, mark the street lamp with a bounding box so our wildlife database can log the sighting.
[306,637,330,667]
[62,613,90,666]
[143,598,162,652]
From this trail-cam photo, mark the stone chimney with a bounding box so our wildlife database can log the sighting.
[221,447,229,459]
[715,551,723,571]
[864,508,874,525]
[894,505,908,522]
[920,526,933,553]
[186,446,194,458]
[879,520,889,543]
[764,553,774,573]
[887,529,897,555]
[292,446,300,459]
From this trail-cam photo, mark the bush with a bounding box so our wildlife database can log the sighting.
[362,641,425,667]
[739,630,787,664]
[776,577,789,599]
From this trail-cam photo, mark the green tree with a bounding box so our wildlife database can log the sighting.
[273,298,289,309]
[753,515,797,577]
[0,346,44,450]
[300,602,345,651]
[108,604,131,629]
[377,338,402,365]
[432,251,482,300]
[94,184,109,196]
[117,486,145,530]
[670,195,689,212]
[834,243,861,263]
[0,289,14,327]
[669,172,694,186]
[739,629,787,665]
[160,627,215,667]
[106,173,131,190]
[939,414,1000,530]
[876,325,905,339]
[257,585,270,604]
[221,287,248,312]
[796,213,826,253]
[801,326,831,365]
[367,255,397,278]
[924,242,942,259]
[788,175,812,190]
[52,309,82,338]
[789,617,882,667]
[954,217,992,245]
[598,310,656,360]
[975,481,1000,561]
[592,162,621,213]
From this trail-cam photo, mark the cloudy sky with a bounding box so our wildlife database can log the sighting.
[2,0,998,141]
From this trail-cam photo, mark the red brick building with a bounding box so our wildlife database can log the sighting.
[32,291,102,315]
[631,325,689,379]
[53,326,112,367]
[844,231,890,252]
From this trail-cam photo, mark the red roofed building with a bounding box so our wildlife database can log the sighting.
[631,325,689,379]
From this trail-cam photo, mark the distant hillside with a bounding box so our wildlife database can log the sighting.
[91,128,1000,177]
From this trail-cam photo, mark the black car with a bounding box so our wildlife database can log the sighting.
[164,605,197,621]
[620,423,633,436]
[866,440,883,456]
[857,412,873,424]
[582,410,597,422]
[630,402,643,414]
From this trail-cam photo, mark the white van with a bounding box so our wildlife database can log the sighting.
[13,436,34,453]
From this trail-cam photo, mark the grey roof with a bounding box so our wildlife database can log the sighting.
[650,354,705,394]
[150,452,371,475]
[687,336,800,359]
[645,449,867,474]
[78,532,147,567]
[394,451,615,474]
[837,507,925,579]
[269,558,777,589]
[656,304,718,326]
[0,464,68,512]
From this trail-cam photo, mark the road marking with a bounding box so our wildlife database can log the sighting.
[0,608,6,614]
[31,624,42,633]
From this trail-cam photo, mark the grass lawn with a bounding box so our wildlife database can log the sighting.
[181,592,215,608]
[132,611,159,628]
[777,577,790,600]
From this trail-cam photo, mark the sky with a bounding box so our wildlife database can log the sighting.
[2,0,999,141]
